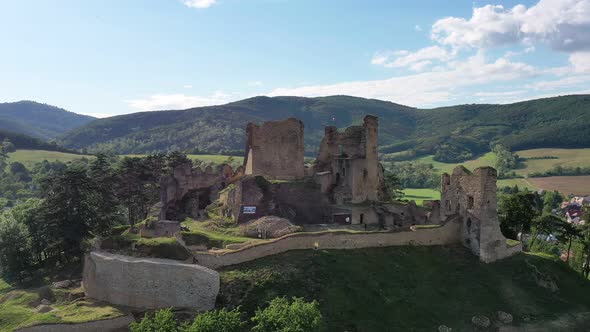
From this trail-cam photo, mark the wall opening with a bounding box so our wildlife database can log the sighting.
[360,213,364,224]
[467,218,472,234]
[335,172,341,184]
[468,196,474,209]
[363,168,368,179]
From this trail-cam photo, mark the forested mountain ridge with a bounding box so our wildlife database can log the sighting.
[58,95,590,159]
[0,101,95,140]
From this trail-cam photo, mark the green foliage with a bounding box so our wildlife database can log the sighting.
[498,192,538,239]
[433,143,473,163]
[492,144,518,175]
[0,213,33,282]
[186,308,245,332]
[386,161,439,189]
[529,165,590,177]
[130,308,181,332]
[136,238,192,260]
[251,297,323,332]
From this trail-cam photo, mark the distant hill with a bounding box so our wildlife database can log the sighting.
[58,95,590,159]
[0,101,95,140]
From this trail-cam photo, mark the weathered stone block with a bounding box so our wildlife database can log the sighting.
[83,251,219,310]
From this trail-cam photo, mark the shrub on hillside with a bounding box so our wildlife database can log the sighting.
[251,297,324,332]
[185,308,244,332]
[130,308,181,332]
[136,238,192,261]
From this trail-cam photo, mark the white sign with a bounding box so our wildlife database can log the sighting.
[243,206,257,214]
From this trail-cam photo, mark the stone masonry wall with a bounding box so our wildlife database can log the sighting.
[440,166,521,262]
[244,118,305,180]
[83,252,219,310]
[193,219,461,269]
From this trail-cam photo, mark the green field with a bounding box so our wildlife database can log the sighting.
[218,246,590,331]
[413,148,590,177]
[7,150,92,169]
[405,148,590,193]
[401,188,440,204]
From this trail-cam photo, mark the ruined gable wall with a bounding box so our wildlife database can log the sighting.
[244,118,304,180]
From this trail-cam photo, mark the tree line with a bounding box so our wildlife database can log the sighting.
[0,151,197,283]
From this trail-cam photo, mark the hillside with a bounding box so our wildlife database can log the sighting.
[0,129,75,152]
[219,246,590,331]
[58,95,590,157]
[0,101,95,140]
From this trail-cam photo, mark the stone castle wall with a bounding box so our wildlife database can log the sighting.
[193,219,462,269]
[440,166,521,262]
[244,118,305,180]
[83,252,219,310]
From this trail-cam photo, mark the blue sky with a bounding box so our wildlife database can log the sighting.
[1,0,589,117]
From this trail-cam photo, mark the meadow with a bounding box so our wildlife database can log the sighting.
[405,148,590,195]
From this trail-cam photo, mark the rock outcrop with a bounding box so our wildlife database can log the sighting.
[83,251,219,310]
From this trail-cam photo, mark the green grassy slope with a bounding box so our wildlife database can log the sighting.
[8,150,92,169]
[59,94,590,155]
[0,278,124,331]
[218,246,590,331]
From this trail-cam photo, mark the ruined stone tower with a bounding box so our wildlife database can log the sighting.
[314,115,384,203]
[440,166,521,262]
[244,118,305,180]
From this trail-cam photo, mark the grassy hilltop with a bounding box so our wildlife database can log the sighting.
[219,246,590,331]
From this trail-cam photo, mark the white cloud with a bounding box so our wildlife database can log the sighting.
[415,25,422,31]
[125,91,231,111]
[183,84,193,89]
[431,0,590,52]
[371,46,455,71]
[569,51,590,73]
[269,52,537,107]
[182,0,217,9]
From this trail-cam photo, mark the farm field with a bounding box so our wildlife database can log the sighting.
[412,148,590,177]
[401,188,440,204]
[7,150,92,169]
[528,176,590,196]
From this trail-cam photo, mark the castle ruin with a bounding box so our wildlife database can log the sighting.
[157,115,520,263]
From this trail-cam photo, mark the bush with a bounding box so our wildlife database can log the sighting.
[136,238,192,260]
[0,214,34,282]
[181,232,212,247]
[185,308,244,332]
[130,308,181,332]
[251,297,324,332]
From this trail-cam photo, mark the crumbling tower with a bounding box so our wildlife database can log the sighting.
[440,166,521,262]
[314,115,385,203]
